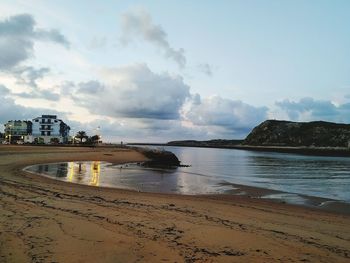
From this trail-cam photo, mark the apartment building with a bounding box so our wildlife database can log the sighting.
[24,115,70,144]
[4,120,32,143]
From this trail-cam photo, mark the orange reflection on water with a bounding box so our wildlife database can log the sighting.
[67,162,75,182]
[66,161,100,186]
[89,161,101,186]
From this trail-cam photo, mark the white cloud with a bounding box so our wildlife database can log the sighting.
[184,95,268,137]
[120,8,186,68]
[275,97,350,123]
[72,63,190,120]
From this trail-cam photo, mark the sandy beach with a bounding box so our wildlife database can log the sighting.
[0,146,350,262]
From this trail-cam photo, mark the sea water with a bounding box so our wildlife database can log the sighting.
[24,146,350,203]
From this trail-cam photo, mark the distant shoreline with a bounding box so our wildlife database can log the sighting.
[232,145,350,157]
[128,143,350,157]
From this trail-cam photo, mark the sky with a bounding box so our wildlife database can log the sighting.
[0,0,350,142]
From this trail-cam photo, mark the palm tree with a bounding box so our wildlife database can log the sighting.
[90,135,100,144]
[75,131,88,143]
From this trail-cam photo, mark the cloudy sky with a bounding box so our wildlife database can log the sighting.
[1,0,350,142]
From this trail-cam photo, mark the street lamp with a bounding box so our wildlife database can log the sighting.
[94,126,101,145]
[70,128,75,145]
[8,124,12,144]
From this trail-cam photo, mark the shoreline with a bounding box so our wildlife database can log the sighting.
[130,143,350,157]
[219,182,350,215]
[233,145,350,157]
[1,145,350,262]
[22,159,350,216]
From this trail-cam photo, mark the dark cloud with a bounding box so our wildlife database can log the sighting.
[8,66,60,101]
[339,103,350,111]
[276,97,350,123]
[77,80,105,94]
[60,81,75,96]
[184,95,268,136]
[35,28,69,47]
[0,85,61,124]
[73,64,190,120]
[0,14,67,102]
[0,35,33,69]
[14,90,60,101]
[13,66,50,88]
[40,90,59,101]
[120,9,186,68]
[197,63,213,76]
[0,84,10,94]
[0,13,69,70]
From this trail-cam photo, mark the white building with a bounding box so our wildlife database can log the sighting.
[4,120,32,143]
[24,115,70,144]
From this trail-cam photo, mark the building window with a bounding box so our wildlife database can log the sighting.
[47,131,51,136]
[41,131,45,136]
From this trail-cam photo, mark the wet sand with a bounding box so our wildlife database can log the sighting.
[0,145,350,262]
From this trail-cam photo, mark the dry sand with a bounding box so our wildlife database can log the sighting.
[0,145,349,263]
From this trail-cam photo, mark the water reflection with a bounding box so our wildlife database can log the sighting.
[67,162,74,182]
[28,161,101,187]
[25,161,222,194]
[244,154,350,198]
[90,161,100,186]
[134,146,350,201]
[24,146,350,202]
[56,163,68,178]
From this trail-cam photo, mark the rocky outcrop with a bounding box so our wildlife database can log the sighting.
[133,147,181,167]
[243,120,350,147]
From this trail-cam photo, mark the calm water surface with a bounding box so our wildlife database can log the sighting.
[24,146,350,202]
